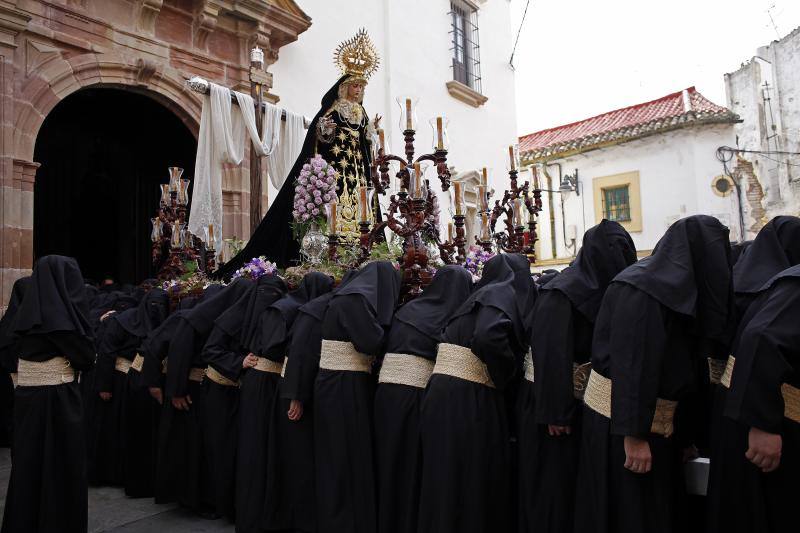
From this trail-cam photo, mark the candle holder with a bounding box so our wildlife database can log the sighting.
[150,167,206,279]
[488,164,543,262]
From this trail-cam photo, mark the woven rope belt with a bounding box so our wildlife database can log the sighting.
[115,357,132,374]
[17,357,75,387]
[10,372,17,388]
[719,356,800,423]
[433,343,495,388]
[280,357,288,378]
[708,357,727,386]
[782,384,800,424]
[206,366,238,387]
[378,353,435,389]
[523,350,535,383]
[583,369,678,438]
[720,356,735,389]
[188,367,205,383]
[253,357,283,374]
[573,362,592,400]
[319,340,374,373]
[130,354,145,373]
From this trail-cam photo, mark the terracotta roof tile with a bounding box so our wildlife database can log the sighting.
[518,87,739,162]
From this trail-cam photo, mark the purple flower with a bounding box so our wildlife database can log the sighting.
[302,213,310,221]
[312,208,320,215]
[323,194,331,202]
[314,197,322,205]
[298,205,306,214]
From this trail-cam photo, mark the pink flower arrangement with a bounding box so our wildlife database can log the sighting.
[293,154,337,225]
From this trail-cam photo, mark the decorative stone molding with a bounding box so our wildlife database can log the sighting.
[26,40,62,77]
[194,0,222,50]
[135,57,161,86]
[0,5,32,48]
[136,0,164,34]
[446,80,488,108]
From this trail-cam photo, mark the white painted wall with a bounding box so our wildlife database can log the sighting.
[267,0,518,232]
[526,123,738,269]
[725,26,800,232]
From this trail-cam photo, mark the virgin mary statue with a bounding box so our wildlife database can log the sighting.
[217,29,381,277]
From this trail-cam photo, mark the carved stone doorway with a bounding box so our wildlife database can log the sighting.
[33,87,196,285]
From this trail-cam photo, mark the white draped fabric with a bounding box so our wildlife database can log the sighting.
[189,83,285,252]
[267,109,306,189]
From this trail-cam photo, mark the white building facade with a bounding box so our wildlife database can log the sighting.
[519,88,740,270]
[267,0,519,243]
[725,26,800,236]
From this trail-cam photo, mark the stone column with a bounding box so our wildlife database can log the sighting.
[0,4,32,310]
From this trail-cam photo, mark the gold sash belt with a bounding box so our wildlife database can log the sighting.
[115,357,132,374]
[720,356,800,423]
[17,357,75,387]
[583,370,678,438]
[523,350,535,383]
[280,357,288,378]
[130,354,144,373]
[319,340,373,373]
[10,372,18,388]
[433,343,495,388]
[205,366,238,387]
[378,353,435,389]
[253,357,283,374]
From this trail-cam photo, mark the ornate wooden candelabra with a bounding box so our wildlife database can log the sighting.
[150,167,213,279]
[326,120,452,299]
[488,166,543,263]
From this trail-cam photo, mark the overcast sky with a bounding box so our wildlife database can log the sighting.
[510,0,800,136]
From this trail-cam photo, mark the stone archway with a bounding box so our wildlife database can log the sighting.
[33,86,197,285]
[4,53,202,291]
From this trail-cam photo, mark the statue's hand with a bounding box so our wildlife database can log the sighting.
[373,114,382,130]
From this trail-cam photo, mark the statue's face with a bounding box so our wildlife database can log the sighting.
[346,82,364,101]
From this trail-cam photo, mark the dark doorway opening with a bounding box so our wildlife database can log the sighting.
[33,88,196,285]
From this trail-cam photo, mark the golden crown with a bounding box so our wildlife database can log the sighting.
[334,28,380,83]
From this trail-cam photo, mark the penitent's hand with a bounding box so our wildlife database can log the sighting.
[287,400,304,421]
[99,391,112,401]
[623,435,652,474]
[149,387,163,405]
[746,427,782,472]
[548,424,572,437]
[243,353,259,369]
[172,395,192,411]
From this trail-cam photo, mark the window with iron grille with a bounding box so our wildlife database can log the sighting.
[602,186,631,222]
[450,1,482,93]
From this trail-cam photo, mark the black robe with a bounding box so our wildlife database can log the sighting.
[200,277,281,522]
[1,255,95,533]
[374,265,473,533]
[262,272,353,533]
[89,315,139,486]
[708,266,800,533]
[0,276,30,447]
[574,215,733,533]
[521,220,635,533]
[706,216,800,531]
[117,289,169,498]
[156,281,244,513]
[315,262,400,533]
[418,254,535,533]
[232,272,330,533]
